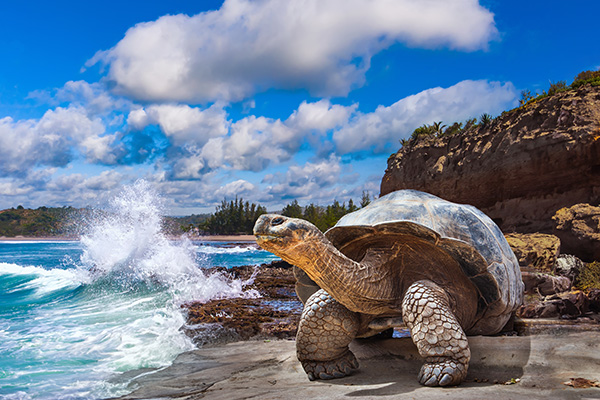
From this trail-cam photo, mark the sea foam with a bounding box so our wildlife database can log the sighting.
[0,180,262,399]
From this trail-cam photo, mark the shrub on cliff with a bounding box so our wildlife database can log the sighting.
[572,69,600,89]
[547,80,568,96]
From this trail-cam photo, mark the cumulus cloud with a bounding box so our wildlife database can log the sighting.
[263,155,343,200]
[149,100,355,178]
[91,0,497,102]
[29,80,132,118]
[333,80,518,154]
[214,179,256,199]
[127,103,229,146]
[0,107,113,177]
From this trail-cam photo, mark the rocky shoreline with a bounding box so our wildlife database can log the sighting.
[181,261,302,345]
[110,243,600,399]
[180,257,600,347]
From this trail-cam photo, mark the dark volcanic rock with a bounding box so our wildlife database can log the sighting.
[381,85,600,260]
[518,290,590,319]
[182,261,302,345]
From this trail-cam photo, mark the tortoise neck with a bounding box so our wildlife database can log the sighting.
[292,237,394,314]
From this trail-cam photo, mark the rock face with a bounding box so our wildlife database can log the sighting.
[381,85,600,256]
[505,233,561,272]
[553,203,600,261]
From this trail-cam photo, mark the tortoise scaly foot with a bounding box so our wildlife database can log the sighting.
[302,350,359,380]
[402,280,470,387]
[418,358,467,386]
[296,289,360,380]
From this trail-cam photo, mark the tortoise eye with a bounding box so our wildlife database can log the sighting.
[271,217,285,226]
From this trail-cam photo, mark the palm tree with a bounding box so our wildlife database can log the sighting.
[479,113,493,128]
[432,121,446,136]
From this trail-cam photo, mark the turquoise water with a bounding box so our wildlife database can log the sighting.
[0,182,279,400]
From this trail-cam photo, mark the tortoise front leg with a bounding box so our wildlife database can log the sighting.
[402,280,470,386]
[296,289,360,380]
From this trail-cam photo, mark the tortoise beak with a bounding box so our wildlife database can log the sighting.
[254,214,286,244]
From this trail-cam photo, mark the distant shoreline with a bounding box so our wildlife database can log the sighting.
[0,235,257,243]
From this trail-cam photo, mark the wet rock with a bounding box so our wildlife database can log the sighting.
[553,254,584,281]
[505,233,561,272]
[182,261,302,345]
[521,271,571,295]
[553,203,600,262]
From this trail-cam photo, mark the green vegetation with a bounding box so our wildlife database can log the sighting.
[0,206,83,237]
[575,261,600,291]
[165,214,211,235]
[401,117,479,147]
[199,198,267,235]
[571,69,600,89]
[281,195,366,232]
[520,70,600,108]
[479,113,493,128]
[400,67,600,149]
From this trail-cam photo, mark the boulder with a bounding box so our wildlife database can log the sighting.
[518,290,589,319]
[521,272,571,296]
[553,203,600,262]
[589,289,600,312]
[505,233,561,272]
[553,254,584,281]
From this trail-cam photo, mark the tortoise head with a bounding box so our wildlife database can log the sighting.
[254,214,326,264]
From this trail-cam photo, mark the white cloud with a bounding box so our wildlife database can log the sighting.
[151,100,356,178]
[286,100,356,134]
[127,103,229,146]
[263,155,343,200]
[92,0,497,102]
[214,179,256,199]
[333,79,517,154]
[84,170,124,191]
[0,181,32,196]
[0,107,111,176]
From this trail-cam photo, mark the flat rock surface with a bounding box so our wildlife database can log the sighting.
[114,330,600,400]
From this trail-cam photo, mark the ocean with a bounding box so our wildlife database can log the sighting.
[0,182,279,399]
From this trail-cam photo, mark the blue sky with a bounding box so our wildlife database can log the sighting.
[1,0,599,215]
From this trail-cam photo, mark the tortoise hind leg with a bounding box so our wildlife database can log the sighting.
[402,280,470,386]
[296,289,360,380]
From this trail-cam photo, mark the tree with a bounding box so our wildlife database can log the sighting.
[281,200,303,218]
[347,199,358,213]
[432,121,446,136]
[360,191,371,208]
[201,197,267,235]
[479,113,493,128]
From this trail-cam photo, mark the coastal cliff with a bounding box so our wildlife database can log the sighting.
[381,85,600,243]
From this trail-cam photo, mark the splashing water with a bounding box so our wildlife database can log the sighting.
[0,180,263,399]
[79,180,259,302]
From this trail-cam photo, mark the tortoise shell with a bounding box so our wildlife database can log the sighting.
[323,190,524,334]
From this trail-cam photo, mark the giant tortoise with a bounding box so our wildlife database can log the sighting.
[253,189,524,386]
